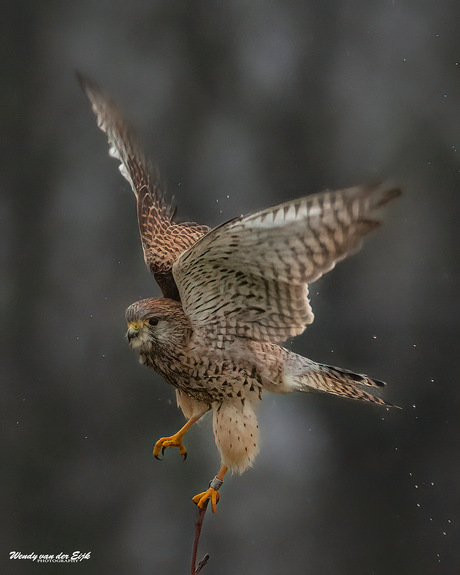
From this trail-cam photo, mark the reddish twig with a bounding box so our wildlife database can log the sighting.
[190,503,210,574]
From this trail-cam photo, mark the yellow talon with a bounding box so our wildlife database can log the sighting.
[192,465,228,513]
[153,416,203,460]
[192,488,221,514]
[153,433,188,460]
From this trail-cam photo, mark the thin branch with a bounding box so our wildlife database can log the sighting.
[190,503,210,574]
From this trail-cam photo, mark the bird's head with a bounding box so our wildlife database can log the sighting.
[125,298,191,358]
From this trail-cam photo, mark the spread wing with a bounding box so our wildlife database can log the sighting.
[173,183,401,344]
[78,73,210,299]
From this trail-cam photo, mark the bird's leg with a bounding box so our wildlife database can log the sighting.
[153,415,201,460]
[192,465,228,513]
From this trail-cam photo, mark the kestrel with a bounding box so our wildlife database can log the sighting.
[79,74,401,513]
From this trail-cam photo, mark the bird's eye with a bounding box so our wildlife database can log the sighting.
[146,317,159,327]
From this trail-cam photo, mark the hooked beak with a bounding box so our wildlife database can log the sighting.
[126,321,141,342]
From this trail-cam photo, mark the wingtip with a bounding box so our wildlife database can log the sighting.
[75,70,91,93]
[76,72,108,106]
[373,378,387,388]
[367,181,403,208]
[384,401,403,410]
[379,185,402,206]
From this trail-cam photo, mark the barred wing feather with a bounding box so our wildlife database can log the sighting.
[78,73,210,299]
[173,183,400,344]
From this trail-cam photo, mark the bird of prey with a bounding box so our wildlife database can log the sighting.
[79,74,400,513]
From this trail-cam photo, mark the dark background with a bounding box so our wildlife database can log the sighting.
[1,1,459,574]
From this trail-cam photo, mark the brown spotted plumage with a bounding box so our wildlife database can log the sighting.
[77,74,209,300]
[79,74,401,512]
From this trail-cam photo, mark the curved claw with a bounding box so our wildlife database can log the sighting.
[153,434,188,460]
[192,488,221,514]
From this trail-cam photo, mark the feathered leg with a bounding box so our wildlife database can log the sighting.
[192,397,260,513]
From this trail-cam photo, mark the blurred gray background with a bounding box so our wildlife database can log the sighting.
[1,1,459,574]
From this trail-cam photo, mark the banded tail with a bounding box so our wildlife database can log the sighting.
[285,355,395,407]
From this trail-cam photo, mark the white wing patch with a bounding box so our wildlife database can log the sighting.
[173,183,400,345]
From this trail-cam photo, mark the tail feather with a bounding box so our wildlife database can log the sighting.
[318,363,386,388]
[288,360,395,407]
